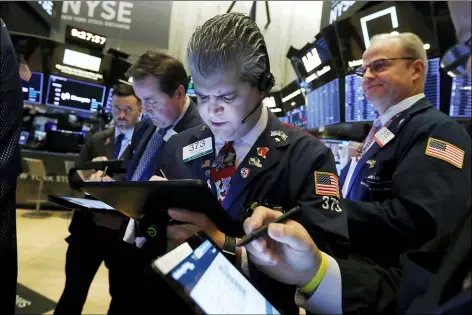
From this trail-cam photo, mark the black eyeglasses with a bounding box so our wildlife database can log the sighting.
[355,57,416,77]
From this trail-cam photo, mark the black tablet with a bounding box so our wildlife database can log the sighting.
[77,179,241,236]
[48,195,116,212]
[151,232,281,315]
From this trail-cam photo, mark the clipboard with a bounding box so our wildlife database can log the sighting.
[77,179,242,236]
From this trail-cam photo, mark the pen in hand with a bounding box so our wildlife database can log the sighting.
[236,206,301,247]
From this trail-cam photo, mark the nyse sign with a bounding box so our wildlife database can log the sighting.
[62,1,134,30]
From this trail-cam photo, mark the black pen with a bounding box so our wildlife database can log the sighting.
[236,206,301,247]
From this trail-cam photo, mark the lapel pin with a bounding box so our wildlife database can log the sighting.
[257,147,269,159]
[274,137,281,143]
[398,118,405,127]
[249,157,262,168]
[201,125,208,132]
[240,167,251,179]
[207,179,212,190]
[205,170,210,177]
[280,131,288,141]
[366,160,376,168]
[105,137,111,145]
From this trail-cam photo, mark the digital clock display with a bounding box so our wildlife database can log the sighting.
[66,25,107,48]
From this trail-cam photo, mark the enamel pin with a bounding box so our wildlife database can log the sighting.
[201,125,208,132]
[270,130,288,141]
[207,179,212,190]
[257,147,269,159]
[240,167,251,179]
[201,160,210,168]
[366,160,376,168]
[249,157,262,168]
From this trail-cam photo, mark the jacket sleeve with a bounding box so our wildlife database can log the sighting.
[294,141,350,258]
[345,119,471,251]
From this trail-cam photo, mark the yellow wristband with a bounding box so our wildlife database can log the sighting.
[300,251,328,293]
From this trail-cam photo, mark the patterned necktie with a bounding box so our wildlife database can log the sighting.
[131,127,171,181]
[210,142,236,205]
[113,133,125,159]
[356,118,382,160]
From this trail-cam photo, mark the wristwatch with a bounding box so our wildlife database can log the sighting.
[222,235,236,265]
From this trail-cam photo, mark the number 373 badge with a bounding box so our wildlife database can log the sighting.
[182,137,213,163]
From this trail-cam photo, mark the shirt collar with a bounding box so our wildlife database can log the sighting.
[115,126,135,140]
[380,93,425,125]
[239,105,269,147]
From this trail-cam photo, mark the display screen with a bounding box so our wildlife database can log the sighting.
[46,75,106,112]
[187,76,196,96]
[319,138,351,175]
[21,71,43,104]
[449,76,472,118]
[154,239,280,315]
[424,57,440,110]
[279,116,289,124]
[345,74,378,122]
[61,197,115,210]
[104,88,114,113]
[306,78,341,129]
[286,106,308,130]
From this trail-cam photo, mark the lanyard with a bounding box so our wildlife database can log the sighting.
[352,112,402,160]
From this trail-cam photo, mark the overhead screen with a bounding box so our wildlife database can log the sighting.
[21,71,44,104]
[104,88,114,113]
[306,78,341,129]
[449,76,472,118]
[286,106,308,130]
[46,75,106,113]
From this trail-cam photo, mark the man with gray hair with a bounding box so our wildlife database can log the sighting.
[340,31,471,268]
[143,12,349,314]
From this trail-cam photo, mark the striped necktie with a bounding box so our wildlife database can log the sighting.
[210,142,236,206]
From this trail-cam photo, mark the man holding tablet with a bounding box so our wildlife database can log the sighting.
[138,12,349,315]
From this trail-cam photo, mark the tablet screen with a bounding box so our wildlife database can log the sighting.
[62,197,115,211]
[154,239,280,315]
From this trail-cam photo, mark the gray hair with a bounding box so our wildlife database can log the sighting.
[186,12,268,85]
[370,32,428,80]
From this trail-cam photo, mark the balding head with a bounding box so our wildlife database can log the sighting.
[360,33,427,113]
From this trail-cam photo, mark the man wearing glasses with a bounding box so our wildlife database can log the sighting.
[340,32,471,269]
[55,83,144,314]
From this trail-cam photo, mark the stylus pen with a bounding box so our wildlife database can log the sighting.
[236,206,301,247]
[100,166,109,181]
[158,169,167,179]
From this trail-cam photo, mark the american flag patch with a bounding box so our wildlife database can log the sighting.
[425,137,464,169]
[315,171,340,198]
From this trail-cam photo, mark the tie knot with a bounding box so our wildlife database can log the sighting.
[116,133,125,141]
[157,126,172,136]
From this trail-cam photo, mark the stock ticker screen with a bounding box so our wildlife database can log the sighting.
[306,78,341,129]
[449,75,472,118]
[46,75,106,112]
[104,88,114,112]
[424,57,440,110]
[286,106,308,130]
[21,71,44,104]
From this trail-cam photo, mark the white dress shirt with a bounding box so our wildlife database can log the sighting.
[306,93,426,314]
[341,93,425,198]
[214,104,269,166]
[115,126,135,159]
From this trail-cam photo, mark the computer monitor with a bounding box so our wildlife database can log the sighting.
[306,78,341,129]
[104,88,114,112]
[21,71,43,104]
[344,74,378,122]
[424,57,440,110]
[19,131,29,145]
[187,76,196,97]
[45,75,106,113]
[286,106,308,130]
[449,75,472,118]
[319,138,351,175]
